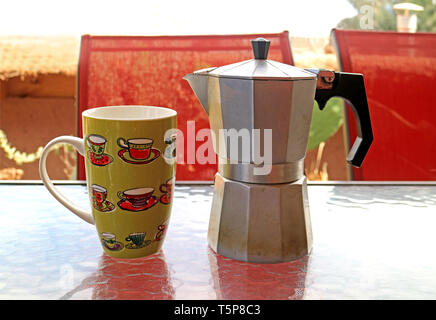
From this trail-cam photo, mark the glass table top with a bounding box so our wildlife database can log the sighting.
[0,183,436,299]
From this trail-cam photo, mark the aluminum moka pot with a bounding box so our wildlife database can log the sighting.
[184,38,373,263]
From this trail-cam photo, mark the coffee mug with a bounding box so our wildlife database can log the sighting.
[39,105,177,259]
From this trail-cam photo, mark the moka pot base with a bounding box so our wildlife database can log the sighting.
[208,173,313,263]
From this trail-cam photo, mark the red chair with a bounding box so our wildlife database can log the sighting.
[77,32,293,182]
[332,29,436,180]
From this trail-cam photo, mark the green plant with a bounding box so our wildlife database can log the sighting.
[307,97,344,151]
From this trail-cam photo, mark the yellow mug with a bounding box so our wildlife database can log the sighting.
[39,106,177,259]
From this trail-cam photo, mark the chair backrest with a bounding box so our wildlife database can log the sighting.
[332,29,436,181]
[77,32,293,182]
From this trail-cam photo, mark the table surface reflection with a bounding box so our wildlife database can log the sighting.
[1,182,436,300]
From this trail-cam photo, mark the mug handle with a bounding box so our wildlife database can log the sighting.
[39,136,95,225]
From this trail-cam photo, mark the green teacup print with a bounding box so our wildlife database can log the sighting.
[39,105,177,259]
[125,232,152,249]
[126,232,145,246]
[87,134,106,158]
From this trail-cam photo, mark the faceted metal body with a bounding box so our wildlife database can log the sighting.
[210,77,317,163]
[187,72,317,183]
[208,173,313,263]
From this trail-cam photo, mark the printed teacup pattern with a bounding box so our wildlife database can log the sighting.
[117,187,158,212]
[159,177,174,205]
[117,137,160,165]
[89,183,171,214]
[125,232,152,249]
[100,223,169,252]
[91,184,115,212]
[86,134,165,167]
[101,232,124,251]
[88,132,174,255]
[163,132,177,163]
[154,221,168,241]
[86,134,114,166]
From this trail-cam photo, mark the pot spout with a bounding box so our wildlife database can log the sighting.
[183,67,216,114]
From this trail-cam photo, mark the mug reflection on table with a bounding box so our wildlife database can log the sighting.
[59,251,175,299]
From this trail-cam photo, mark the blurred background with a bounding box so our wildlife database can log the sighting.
[1,0,435,181]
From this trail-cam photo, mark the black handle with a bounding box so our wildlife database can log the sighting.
[314,72,373,167]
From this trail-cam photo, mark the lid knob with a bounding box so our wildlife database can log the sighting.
[251,38,270,60]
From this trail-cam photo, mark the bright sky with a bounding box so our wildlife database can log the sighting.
[0,0,357,38]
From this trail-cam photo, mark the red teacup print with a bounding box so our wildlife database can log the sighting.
[117,187,158,212]
[117,137,160,164]
[154,222,168,241]
[91,184,115,212]
[159,177,174,205]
